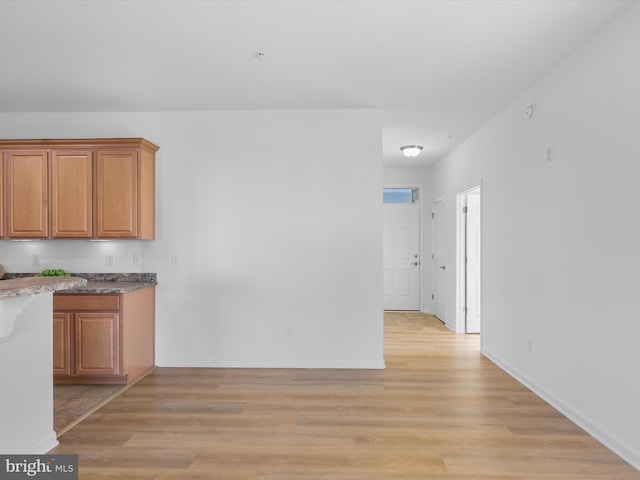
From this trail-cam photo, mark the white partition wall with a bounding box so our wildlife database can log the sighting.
[0,109,385,369]
[0,293,58,454]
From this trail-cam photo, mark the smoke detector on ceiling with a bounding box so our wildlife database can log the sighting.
[522,104,535,119]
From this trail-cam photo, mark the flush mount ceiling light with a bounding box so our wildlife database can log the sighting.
[400,145,423,158]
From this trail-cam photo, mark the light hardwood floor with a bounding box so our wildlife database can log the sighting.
[52,312,640,479]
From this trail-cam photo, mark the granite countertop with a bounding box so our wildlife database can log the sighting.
[0,276,88,300]
[1,273,157,296]
[58,280,155,294]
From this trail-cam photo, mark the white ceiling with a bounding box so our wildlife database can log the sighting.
[0,0,632,167]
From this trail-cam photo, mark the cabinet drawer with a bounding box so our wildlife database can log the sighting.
[54,294,120,311]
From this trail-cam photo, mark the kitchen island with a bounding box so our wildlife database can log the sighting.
[0,276,87,454]
[3,273,157,387]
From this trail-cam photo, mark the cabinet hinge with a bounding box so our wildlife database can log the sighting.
[463,206,468,213]
[431,212,435,219]
[432,294,434,300]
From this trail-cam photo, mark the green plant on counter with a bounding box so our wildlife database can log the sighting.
[35,269,72,277]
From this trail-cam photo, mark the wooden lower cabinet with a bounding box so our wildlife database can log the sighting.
[53,313,71,376]
[53,287,155,385]
[75,312,120,376]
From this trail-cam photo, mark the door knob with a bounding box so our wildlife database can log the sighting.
[412,262,419,266]
[413,254,419,258]
[440,265,446,270]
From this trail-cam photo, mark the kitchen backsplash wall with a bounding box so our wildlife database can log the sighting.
[0,240,144,274]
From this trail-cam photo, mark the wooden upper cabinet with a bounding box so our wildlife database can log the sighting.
[96,143,155,239]
[96,150,138,238]
[0,138,158,240]
[51,150,93,238]
[4,150,49,238]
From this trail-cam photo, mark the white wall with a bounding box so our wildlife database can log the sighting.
[427,4,640,468]
[383,166,431,313]
[0,109,385,369]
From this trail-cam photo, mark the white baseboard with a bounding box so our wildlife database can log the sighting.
[482,347,640,472]
[32,431,59,454]
[155,357,386,369]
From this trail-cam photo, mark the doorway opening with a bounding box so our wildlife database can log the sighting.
[383,186,422,311]
[456,186,482,337]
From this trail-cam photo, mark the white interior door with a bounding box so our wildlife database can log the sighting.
[432,199,446,321]
[383,203,420,310]
[465,192,481,333]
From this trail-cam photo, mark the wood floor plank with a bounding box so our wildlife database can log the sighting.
[51,312,640,479]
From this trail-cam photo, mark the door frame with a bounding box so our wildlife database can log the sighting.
[431,197,446,324]
[456,184,483,336]
[383,183,424,312]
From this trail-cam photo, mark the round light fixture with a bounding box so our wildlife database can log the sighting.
[400,145,423,158]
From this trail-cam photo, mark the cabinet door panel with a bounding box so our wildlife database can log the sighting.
[53,312,72,376]
[96,150,138,238]
[75,312,120,376]
[54,294,120,311]
[4,150,49,237]
[51,150,93,237]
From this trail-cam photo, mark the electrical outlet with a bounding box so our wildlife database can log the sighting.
[527,338,534,353]
[133,253,141,266]
[106,255,114,267]
[170,254,179,267]
[32,255,40,266]
[284,325,293,337]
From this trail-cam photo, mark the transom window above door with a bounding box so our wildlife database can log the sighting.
[383,188,419,204]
